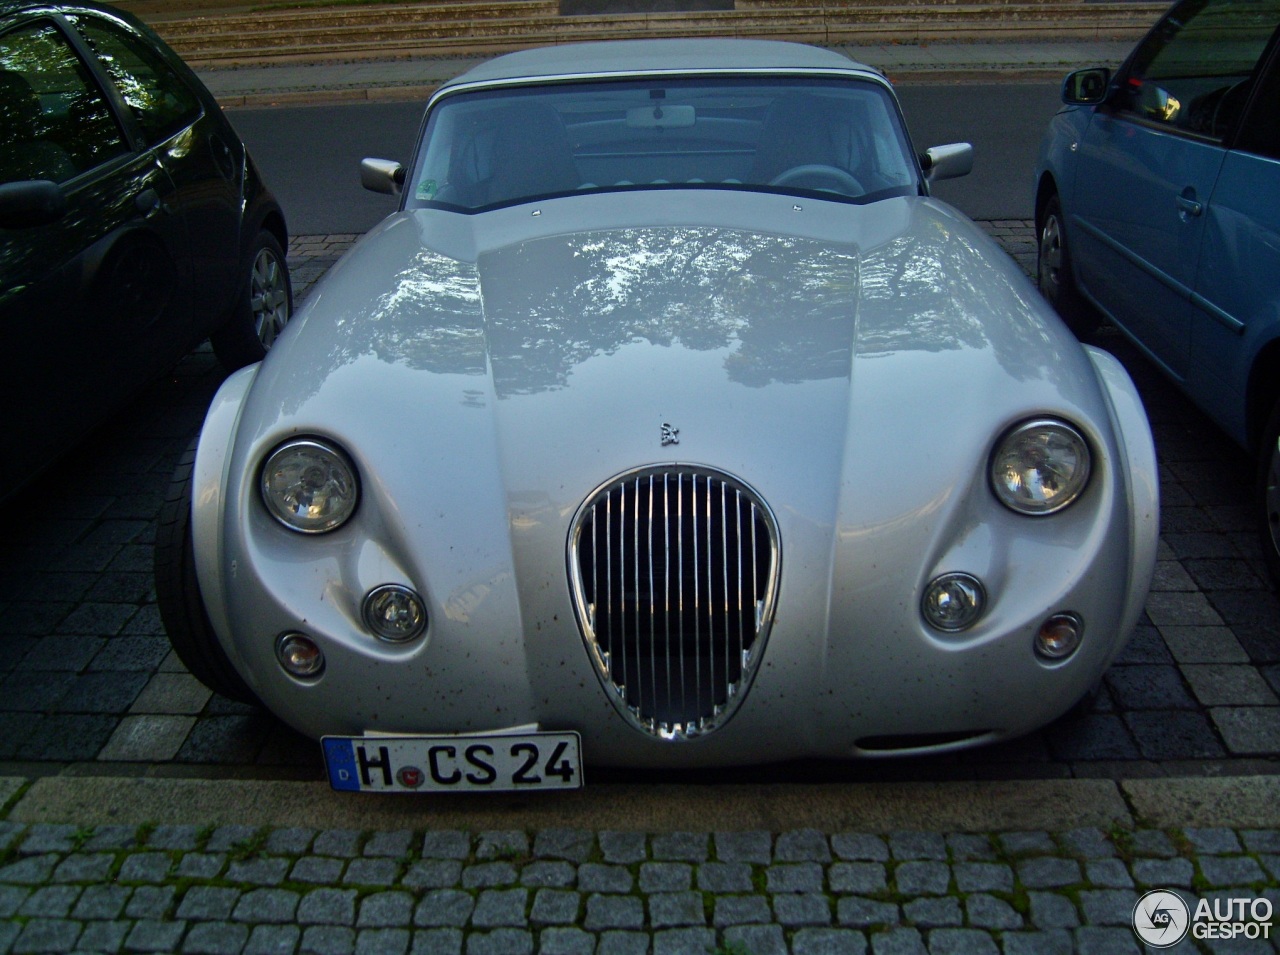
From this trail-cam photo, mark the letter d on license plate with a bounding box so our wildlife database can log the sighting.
[322,732,583,793]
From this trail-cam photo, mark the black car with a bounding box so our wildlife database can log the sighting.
[0,0,290,499]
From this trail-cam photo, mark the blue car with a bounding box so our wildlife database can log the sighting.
[1035,0,1280,581]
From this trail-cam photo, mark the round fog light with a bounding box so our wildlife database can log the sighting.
[1035,613,1083,660]
[276,632,324,678]
[922,573,986,632]
[363,584,427,643]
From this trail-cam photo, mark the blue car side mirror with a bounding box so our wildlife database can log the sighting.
[1062,68,1112,105]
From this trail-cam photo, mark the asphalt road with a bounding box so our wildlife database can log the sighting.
[901,84,1064,220]
[227,102,412,237]
[227,83,1063,235]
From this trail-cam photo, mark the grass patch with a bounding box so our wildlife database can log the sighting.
[227,829,268,862]
[1105,823,1135,862]
[69,825,96,851]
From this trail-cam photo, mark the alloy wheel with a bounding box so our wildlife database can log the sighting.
[1038,213,1065,300]
[251,246,290,349]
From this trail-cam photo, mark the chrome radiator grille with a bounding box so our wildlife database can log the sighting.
[568,467,779,740]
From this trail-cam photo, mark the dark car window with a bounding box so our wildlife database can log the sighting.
[72,15,201,146]
[1234,45,1280,157]
[1115,0,1280,139]
[0,20,129,183]
[409,77,919,212]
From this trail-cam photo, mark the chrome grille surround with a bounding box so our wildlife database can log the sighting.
[567,466,780,741]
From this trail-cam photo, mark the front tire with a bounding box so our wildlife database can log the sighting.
[154,439,259,703]
[210,230,292,371]
[1038,194,1099,338]
[1257,398,1280,587]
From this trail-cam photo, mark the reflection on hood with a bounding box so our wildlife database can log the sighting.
[284,197,1068,405]
[479,227,859,394]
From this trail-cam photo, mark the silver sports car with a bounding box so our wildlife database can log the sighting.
[157,39,1158,792]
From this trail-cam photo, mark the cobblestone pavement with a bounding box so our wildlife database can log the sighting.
[1,820,1278,954]
[0,222,1278,782]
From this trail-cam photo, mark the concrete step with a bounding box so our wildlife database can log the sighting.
[133,0,1164,66]
[152,0,561,32]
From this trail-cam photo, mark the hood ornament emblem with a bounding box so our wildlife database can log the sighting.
[661,423,680,446]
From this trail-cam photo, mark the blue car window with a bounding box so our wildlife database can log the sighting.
[0,20,128,184]
[1115,0,1280,139]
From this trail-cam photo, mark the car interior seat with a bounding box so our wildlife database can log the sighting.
[749,93,848,185]
[485,102,581,205]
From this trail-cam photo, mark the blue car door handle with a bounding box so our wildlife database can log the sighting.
[1177,193,1203,218]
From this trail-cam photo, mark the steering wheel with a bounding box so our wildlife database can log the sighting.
[768,164,864,195]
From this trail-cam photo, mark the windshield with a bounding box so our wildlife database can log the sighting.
[407,76,921,211]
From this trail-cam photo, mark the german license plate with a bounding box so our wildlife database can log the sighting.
[322,731,583,793]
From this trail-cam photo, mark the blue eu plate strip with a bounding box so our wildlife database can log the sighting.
[322,738,360,791]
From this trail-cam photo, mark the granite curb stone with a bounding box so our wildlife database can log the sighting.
[2,823,1276,952]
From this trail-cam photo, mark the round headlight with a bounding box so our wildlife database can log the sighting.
[261,439,359,533]
[990,419,1091,515]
